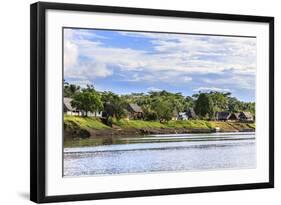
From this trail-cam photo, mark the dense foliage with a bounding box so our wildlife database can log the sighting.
[64,81,255,121]
[70,85,103,117]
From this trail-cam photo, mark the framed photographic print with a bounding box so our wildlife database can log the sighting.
[30,2,274,203]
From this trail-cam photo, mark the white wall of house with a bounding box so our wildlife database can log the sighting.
[87,111,103,117]
[65,110,102,117]
[66,111,79,116]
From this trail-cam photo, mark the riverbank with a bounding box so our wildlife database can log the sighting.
[64,115,255,140]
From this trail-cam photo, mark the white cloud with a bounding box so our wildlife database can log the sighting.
[202,75,255,90]
[64,29,256,89]
[65,62,113,80]
[147,87,162,92]
[193,87,231,92]
[64,40,78,69]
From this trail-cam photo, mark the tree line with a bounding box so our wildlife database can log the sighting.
[64,81,255,121]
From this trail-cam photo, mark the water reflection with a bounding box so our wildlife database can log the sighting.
[64,132,256,176]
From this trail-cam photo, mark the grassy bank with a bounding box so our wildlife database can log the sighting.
[64,115,110,130]
[64,116,255,137]
[114,119,213,129]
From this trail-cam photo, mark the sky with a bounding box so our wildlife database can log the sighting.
[64,28,256,102]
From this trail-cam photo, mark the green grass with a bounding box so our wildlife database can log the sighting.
[247,123,256,129]
[64,115,255,132]
[207,121,237,131]
[113,119,213,129]
[228,122,253,130]
[113,119,167,128]
[64,115,110,130]
[165,120,212,129]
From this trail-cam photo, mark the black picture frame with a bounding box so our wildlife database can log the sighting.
[30,2,274,203]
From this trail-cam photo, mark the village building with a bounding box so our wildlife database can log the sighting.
[216,111,253,121]
[63,97,102,117]
[228,113,240,121]
[178,112,188,120]
[127,103,144,119]
[239,111,254,121]
[216,112,239,121]
[216,111,230,121]
[64,97,79,115]
[172,108,196,121]
[215,111,240,121]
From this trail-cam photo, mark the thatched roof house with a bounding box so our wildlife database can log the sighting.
[127,103,144,119]
[239,111,254,121]
[216,112,243,121]
[64,97,76,112]
[216,111,231,121]
[128,103,143,113]
[228,113,240,121]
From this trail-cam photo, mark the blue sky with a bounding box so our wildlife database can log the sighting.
[64,28,256,102]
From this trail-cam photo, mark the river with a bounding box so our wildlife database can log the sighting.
[64,132,256,176]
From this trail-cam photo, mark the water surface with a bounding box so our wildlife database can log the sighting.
[64,132,256,176]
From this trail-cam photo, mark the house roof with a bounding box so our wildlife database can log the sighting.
[240,111,253,118]
[64,97,76,111]
[128,103,143,113]
[229,113,240,120]
[216,111,231,120]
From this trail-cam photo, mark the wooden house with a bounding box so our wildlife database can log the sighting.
[216,112,240,121]
[239,111,254,121]
[127,103,144,119]
[216,111,231,121]
[228,113,240,121]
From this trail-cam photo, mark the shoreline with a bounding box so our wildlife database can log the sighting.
[64,130,255,148]
[65,126,255,139]
[64,115,255,140]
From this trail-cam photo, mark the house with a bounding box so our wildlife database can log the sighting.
[216,111,231,121]
[63,97,102,117]
[239,111,254,121]
[228,113,240,121]
[216,111,230,121]
[64,97,79,115]
[87,110,103,118]
[216,112,240,121]
[186,108,197,119]
[178,112,188,120]
[127,103,144,119]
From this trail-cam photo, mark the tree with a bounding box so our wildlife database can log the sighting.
[101,92,127,120]
[71,90,103,117]
[227,97,255,115]
[185,96,195,109]
[194,93,215,119]
[64,81,80,97]
[209,91,229,113]
[152,99,173,122]
[228,97,241,113]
